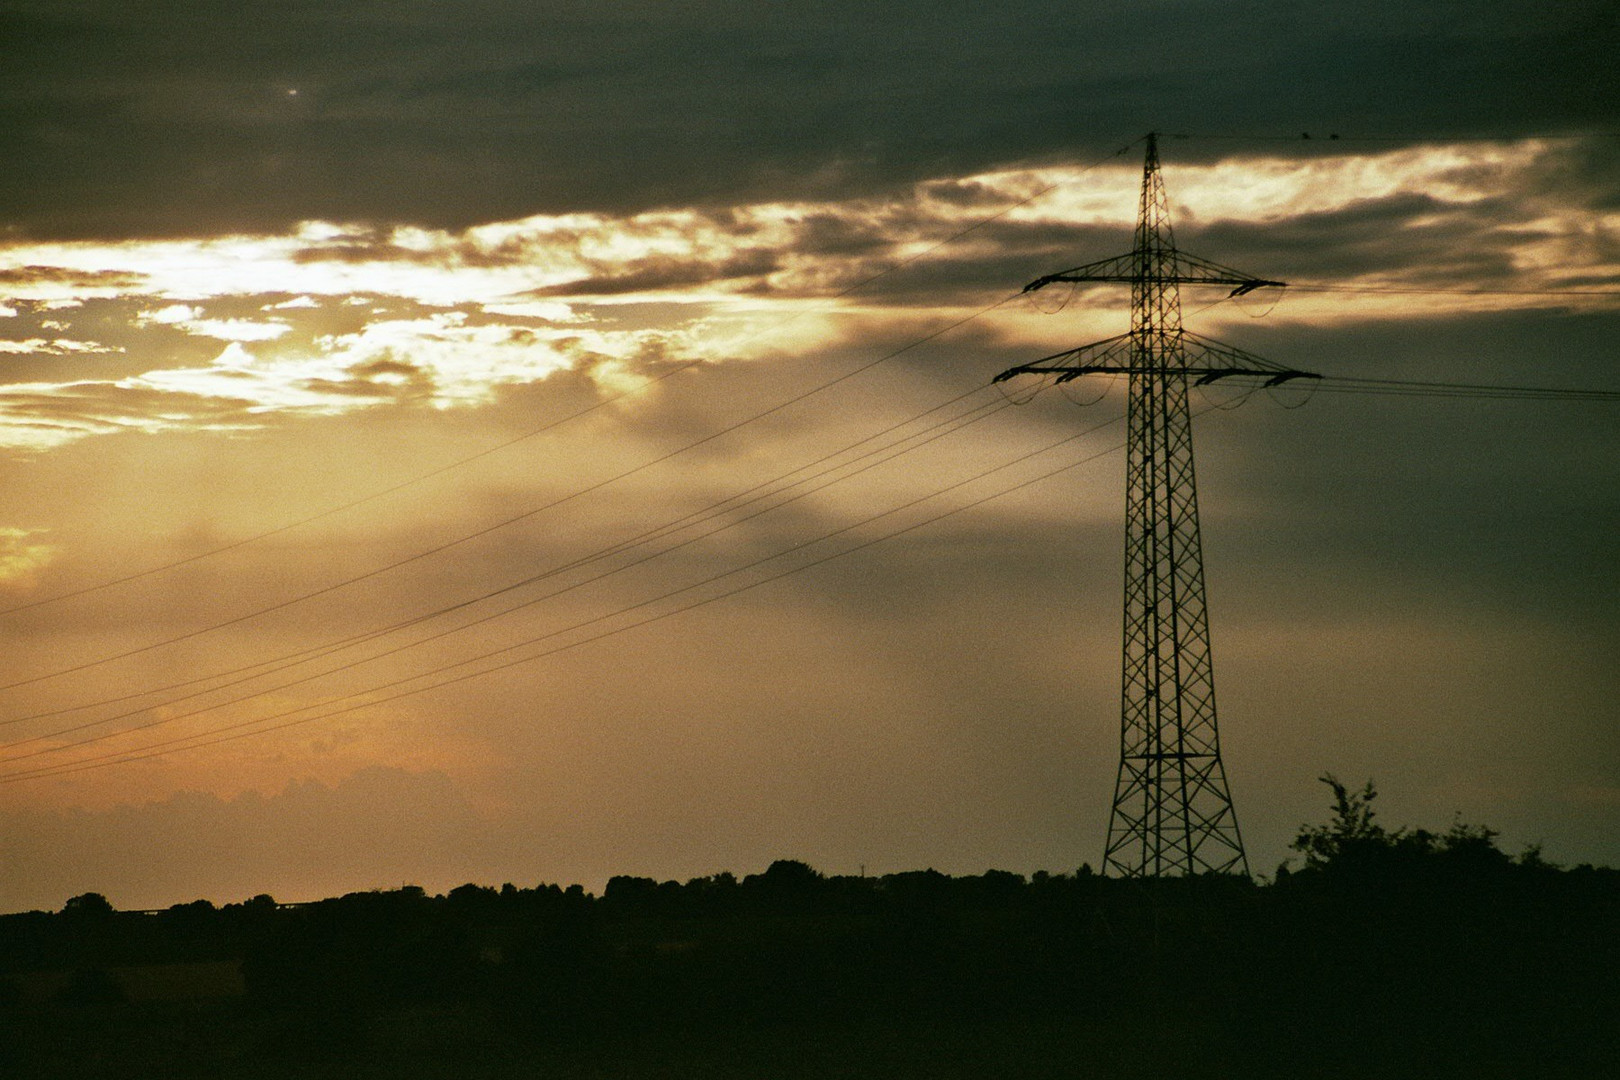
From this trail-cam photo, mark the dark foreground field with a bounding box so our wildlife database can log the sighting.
[4,799,1618,1078]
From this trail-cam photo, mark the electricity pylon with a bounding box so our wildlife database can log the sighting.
[994,133,1316,877]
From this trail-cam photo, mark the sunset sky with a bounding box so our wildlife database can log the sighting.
[1,0,1616,911]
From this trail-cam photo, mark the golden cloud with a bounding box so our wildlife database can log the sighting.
[0,140,1611,454]
[0,527,56,589]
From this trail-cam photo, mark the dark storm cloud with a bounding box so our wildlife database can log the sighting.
[1169,138,1620,292]
[1189,191,1534,286]
[3,0,1614,238]
[0,266,146,290]
[536,248,781,298]
[1524,137,1620,212]
[799,220,1133,307]
[522,208,1121,305]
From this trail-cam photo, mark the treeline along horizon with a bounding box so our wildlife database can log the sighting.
[2,814,1617,1079]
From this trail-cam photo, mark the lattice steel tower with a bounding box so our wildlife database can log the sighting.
[995,134,1314,876]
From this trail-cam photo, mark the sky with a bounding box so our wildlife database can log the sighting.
[0,0,1616,911]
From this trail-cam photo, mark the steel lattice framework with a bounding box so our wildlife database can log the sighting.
[995,134,1315,876]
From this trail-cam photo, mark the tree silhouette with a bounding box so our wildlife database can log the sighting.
[1291,772,1388,869]
[61,892,114,918]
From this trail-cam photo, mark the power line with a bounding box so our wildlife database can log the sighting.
[0,384,1004,729]
[0,291,1023,695]
[0,143,1159,689]
[1052,278,1620,302]
[1167,130,1620,144]
[1287,283,1620,299]
[20,327,1593,720]
[0,411,1132,784]
[9,132,1615,780]
[9,341,1610,781]
[1022,369,1620,404]
[1310,376,1620,402]
[2,386,1015,747]
[0,145,1137,619]
[0,368,684,618]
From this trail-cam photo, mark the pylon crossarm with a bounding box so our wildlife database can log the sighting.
[995,330,1316,388]
[991,333,1132,382]
[998,363,1319,387]
[1023,250,1286,295]
[1192,368,1321,387]
[1173,252,1286,296]
[1022,252,1137,292]
[1181,331,1320,385]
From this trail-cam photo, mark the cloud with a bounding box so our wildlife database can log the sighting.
[2,2,1614,239]
[0,266,147,300]
[537,249,782,298]
[0,527,55,588]
[136,304,294,343]
[0,337,121,355]
[0,378,266,451]
[7,138,1609,455]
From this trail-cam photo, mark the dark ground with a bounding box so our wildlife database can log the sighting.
[4,811,1617,1078]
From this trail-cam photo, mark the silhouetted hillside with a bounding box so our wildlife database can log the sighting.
[3,784,1616,1078]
